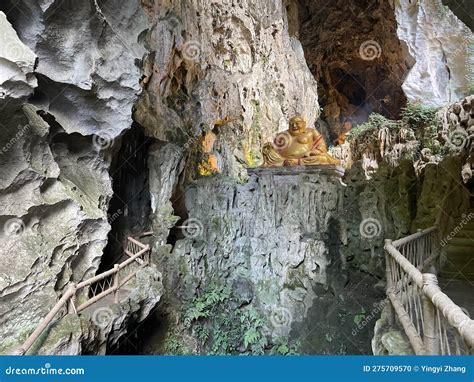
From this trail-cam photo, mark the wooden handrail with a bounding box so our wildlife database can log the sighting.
[13,285,77,355]
[12,237,151,355]
[391,226,437,248]
[127,236,148,249]
[385,227,474,354]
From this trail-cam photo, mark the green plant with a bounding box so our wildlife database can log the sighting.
[163,331,188,355]
[270,338,301,355]
[183,283,231,328]
[401,101,442,154]
[353,309,366,325]
[178,282,299,355]
[400,101,439,130]
[346,113,400,141]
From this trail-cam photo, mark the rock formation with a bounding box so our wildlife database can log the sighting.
[0,0,472,356]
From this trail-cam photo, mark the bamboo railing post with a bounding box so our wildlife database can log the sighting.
[113,264,120,304]
[422,273,439,354]
[384,240,395,326]
[12,284,76,355]
[68,283,77,314]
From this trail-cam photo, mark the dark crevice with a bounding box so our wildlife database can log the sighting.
[98,124,152,273]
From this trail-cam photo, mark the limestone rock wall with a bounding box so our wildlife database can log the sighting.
[0,1,159,354]
[395,0,474,106]
[162,168,347,345]
[137,0,320,175]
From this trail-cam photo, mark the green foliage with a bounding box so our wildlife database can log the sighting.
[400,102,439,130]
[183,283,231,328]
[346,113,400,141]
[269,338,301,355]
[177,282,299,355]
[401,101,442,154]
[353,308,366,325]
[163,331,188,355]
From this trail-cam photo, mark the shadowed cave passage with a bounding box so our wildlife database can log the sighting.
[287,0,412,141]
[98,124,152,274]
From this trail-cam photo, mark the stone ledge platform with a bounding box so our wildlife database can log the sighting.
[247,165,345,177]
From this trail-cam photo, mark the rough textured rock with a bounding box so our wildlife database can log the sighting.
[372,306,414,355]
[413,156,470,236]
[442,0,473,31]
[0,1,159,355]
[1,0,472,357]
[341,160,418,278]
[394,0,473,106]
[298,0,411,136]
[136,0,320,174]
[148,142,185,241]
[0,11,37,103]
[154,167,350,346]
[1,0,146,139]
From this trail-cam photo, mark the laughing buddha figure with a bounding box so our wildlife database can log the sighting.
[262,116,341,167]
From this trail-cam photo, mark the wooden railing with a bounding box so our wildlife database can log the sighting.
[12,237,150,355]
[385,227,474,354]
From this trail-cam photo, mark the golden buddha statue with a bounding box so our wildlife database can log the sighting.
[262,116,341,167]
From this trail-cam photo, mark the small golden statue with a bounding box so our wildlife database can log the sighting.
[262,116,341,167]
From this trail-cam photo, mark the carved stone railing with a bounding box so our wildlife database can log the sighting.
[385,227,474,355]
[12,236,150,355]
